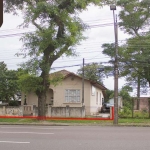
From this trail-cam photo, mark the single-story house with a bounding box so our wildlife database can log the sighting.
[21,70,107,115]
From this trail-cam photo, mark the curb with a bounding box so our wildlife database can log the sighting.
[0,122,150,127]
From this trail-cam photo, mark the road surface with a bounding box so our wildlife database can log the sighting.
[0,125,150,150]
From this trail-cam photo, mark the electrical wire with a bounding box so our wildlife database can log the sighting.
[0,22,116,38]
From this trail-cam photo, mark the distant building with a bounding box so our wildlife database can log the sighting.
[108,96,123,109]
[134,97,150,111]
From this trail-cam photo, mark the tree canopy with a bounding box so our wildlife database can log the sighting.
[77,62,105,84]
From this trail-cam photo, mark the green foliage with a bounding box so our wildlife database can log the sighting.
[119,108,149,119]
[18,74,43,93]
[0,62,20,102]
[119,106,132,118]
[117,0,150,36]
[116,0,150,89]
[49,73,64,87]
[101,1,150,97]
[105,89,114,101]
[77,63,105,84]
[9,100,19,106]
[119,85,132,108]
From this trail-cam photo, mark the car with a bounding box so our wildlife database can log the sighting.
[101,102,114,113]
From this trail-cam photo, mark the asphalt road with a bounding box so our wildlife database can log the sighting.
[0,125,150,150]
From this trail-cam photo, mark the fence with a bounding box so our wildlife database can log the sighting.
[0,105,85,118]
[0,105,114,121]
[0,106,23,116]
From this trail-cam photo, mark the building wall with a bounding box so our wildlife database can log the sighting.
[50,75,91,115]
[134,97,149,111]
[46,106,85,118]
[109,97,123,108]
[0,106,23,116]
[90,85,104,115]
[21,92,38,106]
[21,90,53,106]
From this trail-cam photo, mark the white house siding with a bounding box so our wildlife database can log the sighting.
[50,76,91,115]
[90,85,104,115]
[21,90,53,106]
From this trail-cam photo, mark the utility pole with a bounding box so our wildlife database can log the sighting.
[82,58,85,106]
[110,5,118,125]
[0,0,3,27]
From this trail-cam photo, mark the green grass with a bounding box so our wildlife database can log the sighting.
[0,118,113,124]
[119,118,150,124]
[46,119,113,124]
[0,118,150,126]
[0,118,39,123]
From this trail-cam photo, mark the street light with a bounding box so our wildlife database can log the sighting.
[110,5,118,125]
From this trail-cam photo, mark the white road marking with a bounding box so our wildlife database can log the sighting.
[0,127,64,130]
[0,141,30,144]
[0,131,54,135]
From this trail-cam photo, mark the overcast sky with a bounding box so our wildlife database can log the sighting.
[0,5,132,92]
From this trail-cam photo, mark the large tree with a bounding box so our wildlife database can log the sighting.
[117,0,150,109]
[4,0,113,118]
[101,0,150,109]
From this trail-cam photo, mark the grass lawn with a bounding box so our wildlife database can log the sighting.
[119,118,150,124]
[0,117,150,126]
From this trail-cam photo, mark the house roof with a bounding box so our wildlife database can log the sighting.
[50,69,107,91]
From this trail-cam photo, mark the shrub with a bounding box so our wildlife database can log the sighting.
[9,100,19,106]
[119,107,132,118]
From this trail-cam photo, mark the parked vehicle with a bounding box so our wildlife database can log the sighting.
[101,103,113,113]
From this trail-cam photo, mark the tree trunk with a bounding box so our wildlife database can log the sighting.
[36,46,53,119]
[37,91,47,119]
[137,76,140,110]
[132,98,134,118]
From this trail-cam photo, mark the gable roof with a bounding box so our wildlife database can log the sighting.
[50,69,107,91]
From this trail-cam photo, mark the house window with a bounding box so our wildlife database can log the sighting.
[65,89,80,103]
[96,92,98,105]
[92,86,96,96]
[99,93,101,105]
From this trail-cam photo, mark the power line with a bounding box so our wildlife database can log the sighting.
[0,18,113,33]
[0,23,115,38]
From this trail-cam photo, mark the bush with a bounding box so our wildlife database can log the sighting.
[119,107,149,118]
[134,111,149,119]
[119,107,132,118]
[9,100,19,106]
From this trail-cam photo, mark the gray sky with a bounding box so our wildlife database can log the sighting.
[0,5,131,91]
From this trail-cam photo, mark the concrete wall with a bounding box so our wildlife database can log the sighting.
[46,105,85,118]
[0,106,23,116]
[0,105,85,118]
[134,97,149,111]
